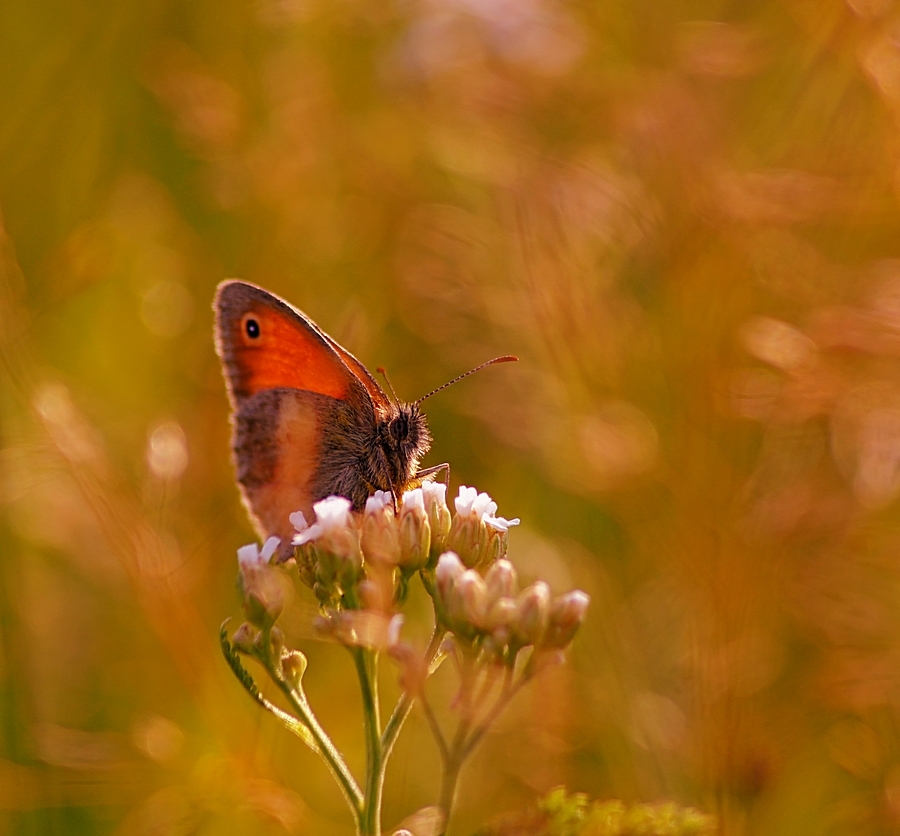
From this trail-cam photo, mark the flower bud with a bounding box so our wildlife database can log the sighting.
[513,581,551,646]
[435,552,464,604]
[239,562,284,629]
[485,596,518,631]
[313,612,336,636]
[231,622,260,655]
[398,489,431,570]
[449,569,489,630]
[446,513,480,567]
[448,486,519,569]
[422,481,451,555]
[484,559,518,602]
[269,626,285,659]
[281,649,308,689]
[361,491,399,565]
[543,590,590,648]
[294,497,363,582]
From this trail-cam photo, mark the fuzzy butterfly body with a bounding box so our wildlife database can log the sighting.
[215,280,432,554]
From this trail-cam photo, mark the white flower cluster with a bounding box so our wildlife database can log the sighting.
[234,484,586,655]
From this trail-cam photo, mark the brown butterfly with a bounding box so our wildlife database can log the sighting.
[214,280,514,555]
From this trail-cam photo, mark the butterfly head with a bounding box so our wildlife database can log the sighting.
[379,401,432,487]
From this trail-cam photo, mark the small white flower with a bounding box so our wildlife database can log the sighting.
[293,496,353,546]
[484,514,520,532]
[365,490,393,515]
[237,535,281,569]
[455,485,478,517]
[472,492,497,520]
[454,485,501,521]
[401,487,425,514]
[315,495,353,526]
[422,480,447,505]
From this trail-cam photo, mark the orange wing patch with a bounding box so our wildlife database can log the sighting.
[216,281,356,403]
[236,390,321,557]
[233,305,350,399]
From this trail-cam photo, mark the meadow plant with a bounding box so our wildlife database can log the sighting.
[221,483,590,836]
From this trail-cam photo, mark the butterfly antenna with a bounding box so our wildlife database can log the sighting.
[376,366,400,404]
[415,356,518,405]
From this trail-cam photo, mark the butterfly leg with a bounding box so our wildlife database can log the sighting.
[415,462,450,485]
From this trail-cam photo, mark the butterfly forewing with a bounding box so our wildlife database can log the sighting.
[215,281,382,552]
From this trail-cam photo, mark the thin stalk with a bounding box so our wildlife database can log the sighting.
[381,627,445,757]
[353,647,384,836]
[437,757,463,833]
[437,717,471,836]
[437,653,476,835]
[420,691,449,762]
[436,655,525,834]
[461,667,520,760]
[261,633,363,824]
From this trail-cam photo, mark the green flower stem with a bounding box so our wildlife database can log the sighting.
[437,759,463,834]
[353,647,384,836]
[437,727,469,835]
[260,629,363,825]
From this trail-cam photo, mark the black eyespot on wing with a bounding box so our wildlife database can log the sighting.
[245,318,260,339]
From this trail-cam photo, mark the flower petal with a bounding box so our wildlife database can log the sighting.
[402,487,425,514]
[484,515,520,532]
[293,523,324,546]
[455,485,478,516]
[313,495,353,527]
[422,481,447,505]
[260,536,281,562]
[237,543,260,568]
[365,490,393,515]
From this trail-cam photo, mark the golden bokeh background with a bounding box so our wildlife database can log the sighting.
[4,0,900,833]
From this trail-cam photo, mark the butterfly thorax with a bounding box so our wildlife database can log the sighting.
[374,402,432,490]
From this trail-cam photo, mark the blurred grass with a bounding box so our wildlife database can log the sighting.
[5,0,900,833]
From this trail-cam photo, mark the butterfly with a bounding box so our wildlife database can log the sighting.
[214,280,514,556]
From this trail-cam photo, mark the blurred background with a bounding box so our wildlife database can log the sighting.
[3,0,900,833]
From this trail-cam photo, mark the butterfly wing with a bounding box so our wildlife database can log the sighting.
[319,334,391,411]
[215,280,369,404]
[214,280,378,551]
